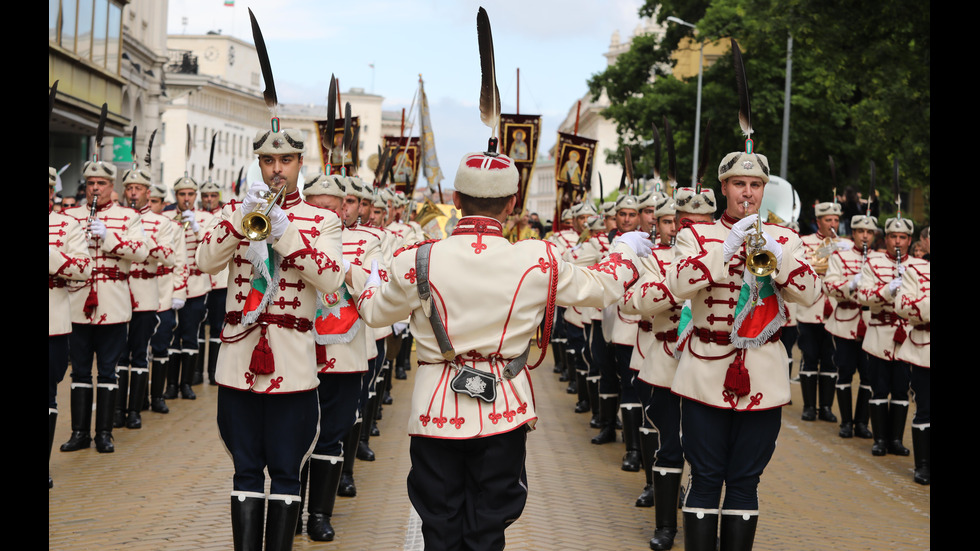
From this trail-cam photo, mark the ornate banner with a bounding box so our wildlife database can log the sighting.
[554,131,597,231]
[382,136,421,195]
[315,116,360,175]
[499,114,540,213]
[418,78,444,194]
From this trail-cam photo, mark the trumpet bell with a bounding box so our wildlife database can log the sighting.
[242,211,272,241]
[747,249,778,278]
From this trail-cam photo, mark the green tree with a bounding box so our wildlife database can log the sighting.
[588,0,929,227]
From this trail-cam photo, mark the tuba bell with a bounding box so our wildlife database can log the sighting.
[744,202,778,278]
[413,196,443,228]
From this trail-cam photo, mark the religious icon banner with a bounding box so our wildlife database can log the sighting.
[499,114,541,212]
[554,131,597,230]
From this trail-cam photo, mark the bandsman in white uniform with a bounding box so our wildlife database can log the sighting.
[49,166,92,487]
[197,179,230,385]
[147,184,187,414]
[196,126,345,549]
[667,149,820,549]
[855,216,926,457]
[114,157,177,430]
[386,190,423,380]
[823,212,877,439]
[894,258,929,485]
[163,174,214,401]
[356,143,652,550]
[562,201,600,416]
[61,160,150,454]
[547,208,577,387]
[797,200,851,422]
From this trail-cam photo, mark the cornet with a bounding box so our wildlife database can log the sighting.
[86,192,100,239]
[241,184,286,241]
[744,201,777,278]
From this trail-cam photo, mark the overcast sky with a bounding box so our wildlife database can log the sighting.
[167,0,647,188]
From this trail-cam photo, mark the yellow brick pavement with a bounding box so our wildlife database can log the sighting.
[49,348,929,550]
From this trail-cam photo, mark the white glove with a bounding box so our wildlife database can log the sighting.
[366,259,381,288]
[848,272,863,291]
[724,215,757,263]
[614,230,654,258]
[896,264,906,278]
[88,219,107,240]
[888,278,902,295]
[393,321,409,335]
[268,204,289,240]
[182,209,199,232]
[172,298,185,310]
[343,258,351,273]
[836,240,854,252]
[757,229,783,268]
[242,182,270,213]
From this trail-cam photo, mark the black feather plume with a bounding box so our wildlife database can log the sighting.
[131,126,138,164]
[248,9,278,114]
[326,74,337,156]
[96,103,108,150]
[696,119,711,192]
[342,102,353,161]
[208,133,217,179]
[144,129,157,169]
[477,7,500,136]
[651,121,662,184]
[598,172,604,201]
[624,146,635,194]
[350,125,361,168]
[732,38,753,147]
[49,80,58,122]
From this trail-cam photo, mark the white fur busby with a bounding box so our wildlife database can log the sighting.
[122,168,152,188]
[850,214,878,232]
[253,128,305,156]
[615,194,640,213]
[814,201,842,218]
[82,160,117,182]
[884,217,913,235]
[149,184,168,199]
[637,189,665,210]
[49,167,57,187]
[673,187,718,215]
[653,194,676,218]
[718,151,770,184]
[199,180,222,194]
[173,175,198,192]
[453,152,519,198]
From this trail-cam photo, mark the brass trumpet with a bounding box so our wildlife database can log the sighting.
[744,202,777,278]
[86,192,100,239]
[241,185,287,241]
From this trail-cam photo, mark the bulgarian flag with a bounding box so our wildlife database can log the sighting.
[243,242,279,375]
[731,273,785,348]
[314,286,362,345]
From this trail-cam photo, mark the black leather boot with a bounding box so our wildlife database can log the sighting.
[179,352,197,399]
[887,402,910,456]
[799,372,817,421]
[230,492,265,551]
[49,409,57,488]
[635,427,658,507]
[564,346,577,393]
[574,369,590,413]
[113,364,129,428]
[162,353,180,400]
[60,384,93,452]
[912,425,930,485]
[648,470,682,549]
[264,496,301,551]
[720,511,759,551]
[192,337,206,385]
[337,422,360,497]
[307,456,344,541]
[551,340,564,374]
[853,385,873,438]
[621,406,642,472]
[836,385,853,438]
[296,460,308,535]
[397,332,413,372]
[682,510,719,551]
[587,379,600,428]
[357,396,377,462]
[93,384,116,453]
[817,374,838,422]
[208,340,220,385]
[126,368,149,429]
[869,401,889,456]
[591,396,618,445]
[150,356,170,413]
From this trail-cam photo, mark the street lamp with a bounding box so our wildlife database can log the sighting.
[666,16,703,186]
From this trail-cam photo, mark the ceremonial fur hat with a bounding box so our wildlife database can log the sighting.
[149,184,168,199]
[673,187,718,215]
[373,194,388,210]
[884,217,913,235]
[199,180,222,194]
[653,194,676,218]
[253,127,305,156]
[346,176,374,201]
[718,151,770,184]
[589,213,605,231]
[601,201,616,217]
[615,194,640,212]
[637,189,665,210]
[850,214,878,232]
[814,201,842,218]
[49,167,57,187]
[173,175,198,192]
[571,201,598,217]
[453,152,519,198]
[561,208,573,221]
[122,167,152,188]
[82,159,117,181]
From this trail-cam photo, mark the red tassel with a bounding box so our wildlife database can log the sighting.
[823,299,833,320]
[83,285,99,319]
[857,318,867,339]
[724,350,751,397]
[249,325,275,375]
[893,324,907,344]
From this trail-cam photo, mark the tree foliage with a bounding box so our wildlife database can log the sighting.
[587,0,929,227]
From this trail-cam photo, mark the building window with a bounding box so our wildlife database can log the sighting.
[49,0,124,74]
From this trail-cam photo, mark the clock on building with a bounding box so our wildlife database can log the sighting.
[204,46,218,61]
